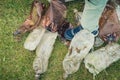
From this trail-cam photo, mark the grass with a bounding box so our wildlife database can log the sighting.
[0,0,120,80]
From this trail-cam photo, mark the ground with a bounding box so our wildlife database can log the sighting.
[0,0,120,80]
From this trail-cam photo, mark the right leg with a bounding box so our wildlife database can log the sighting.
[33,31,58,80]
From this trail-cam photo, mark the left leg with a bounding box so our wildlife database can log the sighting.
[63,29,95,79]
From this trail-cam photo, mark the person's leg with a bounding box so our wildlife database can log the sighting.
[33,31,57,79]
[63,30,95,79]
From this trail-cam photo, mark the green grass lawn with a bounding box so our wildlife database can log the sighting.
[0,0,120,80]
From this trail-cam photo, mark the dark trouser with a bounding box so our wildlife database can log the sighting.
[64,25,83,40]
[64,25,98,40]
